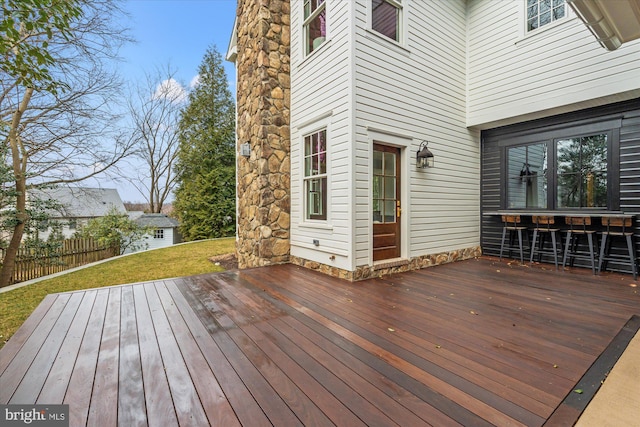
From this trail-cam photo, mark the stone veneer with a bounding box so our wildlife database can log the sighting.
[233,1,478,279]
[235,0,291,268]
[291,246,483,281]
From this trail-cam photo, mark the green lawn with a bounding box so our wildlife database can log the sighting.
[0,238,235,349]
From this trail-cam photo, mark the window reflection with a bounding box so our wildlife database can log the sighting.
[507,143,547,208]
[557,134,607,208]
[373,149,397,223]
[505,133,608,210]
[304,129,327,220]
[372,0,400,42]
[304,0,326,55]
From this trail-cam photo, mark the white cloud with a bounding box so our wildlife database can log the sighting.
[153,78,187,104]
[190,74,200,88]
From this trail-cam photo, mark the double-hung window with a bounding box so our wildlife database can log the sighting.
[304,0,326,55]
[506,131,613,209]
[372,0,402,42]
[526,0,566,32]
[304,129,327,220]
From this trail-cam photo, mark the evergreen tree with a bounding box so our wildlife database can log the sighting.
[173,46,236,240]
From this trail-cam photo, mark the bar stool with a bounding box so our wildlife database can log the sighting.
[530,215,562,270]
[562,216,598,274]
[598,217,638,280]
[499,215,528,264]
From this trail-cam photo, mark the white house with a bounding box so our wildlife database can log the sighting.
[29,187,126,240]
[229,0,640,279]
[134,213,182,251]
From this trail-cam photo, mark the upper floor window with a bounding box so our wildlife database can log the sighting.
[304,129,327,220]
[527,0,566,32]
[304,0,326,55]
[372,0,402,42]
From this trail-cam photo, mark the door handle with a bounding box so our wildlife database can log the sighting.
[397,207,401,217]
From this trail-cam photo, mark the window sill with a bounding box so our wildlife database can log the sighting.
[299,221,334,231]
[515,16,578,47]
[298,38,332,70]
[364,29,410,57]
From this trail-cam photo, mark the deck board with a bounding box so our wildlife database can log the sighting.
[64,288,109,427]
[87,287,121,427]
[10,292,84,404]
[164,279,272,427]
[0,293,72,403]
[143,281,210,427]
[157,280,240,427]
[117,286,147,427]
[253,269,544,424]
[0,257,638,426]
[132,284,177,427]
[0,293,57,375]
[37,290,97,405]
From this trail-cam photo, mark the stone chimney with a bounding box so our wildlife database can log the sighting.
[235,0,291,268]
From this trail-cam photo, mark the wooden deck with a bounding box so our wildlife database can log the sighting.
[1,257,638,426]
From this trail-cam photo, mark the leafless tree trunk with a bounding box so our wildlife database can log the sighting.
[0,0,133,287]
[125,65,183,213]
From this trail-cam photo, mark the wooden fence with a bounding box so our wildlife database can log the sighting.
[0,238,119,285]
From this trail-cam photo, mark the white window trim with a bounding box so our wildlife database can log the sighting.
[298,115,332,227]
[517,0,575,42]
[303,0,328,58]
[368,0,407,47]
[303,129,328,222]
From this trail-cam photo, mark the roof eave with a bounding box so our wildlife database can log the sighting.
[568,0,640,50]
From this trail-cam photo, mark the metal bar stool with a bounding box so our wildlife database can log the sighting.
[598,217,638,280]
[499,215,528,264]
[530,215,562,270]
[562,216,598,274]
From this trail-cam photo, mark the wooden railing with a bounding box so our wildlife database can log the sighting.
[0,238,119,285]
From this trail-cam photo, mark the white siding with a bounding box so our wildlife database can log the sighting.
[290,0,354,271]
[467,0,640,129]
[353,0,480,267]
[144,228,175,251]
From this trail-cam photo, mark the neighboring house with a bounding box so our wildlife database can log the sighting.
[29,187,126,240]
[228,0,640,279]
[134,213,182,251]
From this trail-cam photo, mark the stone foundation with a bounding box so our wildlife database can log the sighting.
[291,246,483,281]
[235,0,291,268]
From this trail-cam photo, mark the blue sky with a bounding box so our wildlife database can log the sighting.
[121,0,237,92]
[97,0,237,202]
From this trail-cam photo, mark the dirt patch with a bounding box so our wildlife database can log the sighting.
[209,253,238,271]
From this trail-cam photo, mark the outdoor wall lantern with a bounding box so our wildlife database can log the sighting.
[240,142,251,157]
[416,141,434,168]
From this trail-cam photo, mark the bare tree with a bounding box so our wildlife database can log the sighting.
[125,65,183,213]
[0,0,133,287]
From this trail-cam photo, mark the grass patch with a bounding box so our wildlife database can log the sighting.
[0,238,235,348]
